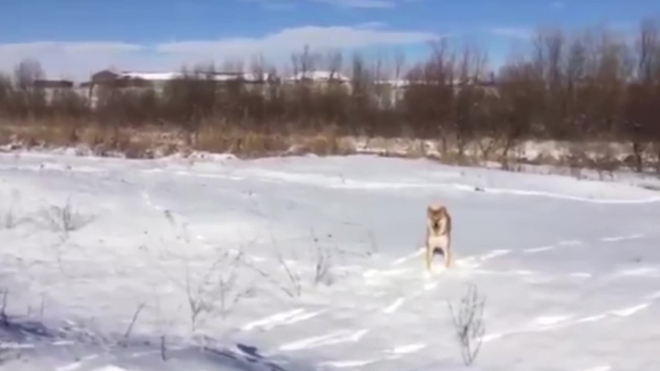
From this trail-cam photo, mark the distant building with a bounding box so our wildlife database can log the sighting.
[31,79,80,103]
[33,79,74,89]
[286,70,351,84]
[80,69,282,107]
[78,67,500,109]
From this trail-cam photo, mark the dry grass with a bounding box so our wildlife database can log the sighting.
[0,119,657,176]
[286,128,355,156]
[193,126,293,157]
[0,120,78,148]
[0,120,161,159]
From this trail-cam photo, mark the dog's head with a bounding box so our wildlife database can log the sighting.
[427,204,448,230]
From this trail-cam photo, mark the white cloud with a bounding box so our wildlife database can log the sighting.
[61,42,143,54]
[0,42,147,80]
[156,26,439,56]
[0,26,439,81]
[489,27,533,40]
[0,42,142,55]
[356,21,387,29]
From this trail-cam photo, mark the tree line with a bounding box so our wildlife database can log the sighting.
[0,20,659,169]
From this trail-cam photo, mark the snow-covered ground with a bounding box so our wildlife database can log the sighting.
[1,151,659,371]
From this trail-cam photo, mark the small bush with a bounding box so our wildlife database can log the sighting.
[0,207,17,229]
[448,283,486,367]
[38,198,94,233]
[184,249,252,330]
[312,234,335,287]
[0,191,24,229]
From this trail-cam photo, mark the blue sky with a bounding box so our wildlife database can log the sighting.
[0,0,658,80]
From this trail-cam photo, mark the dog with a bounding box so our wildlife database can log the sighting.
[425,203,452,270]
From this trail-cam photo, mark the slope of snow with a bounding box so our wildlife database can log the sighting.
[0,152,659,370]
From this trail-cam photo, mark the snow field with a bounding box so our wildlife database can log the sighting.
[0,152,659,370]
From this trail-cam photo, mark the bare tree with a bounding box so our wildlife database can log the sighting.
[291,45,318,81]
[453,43,489,160]
[161,63,218,133]
[392,50,406,109]
[350,52,378,135]
[497,60,542,168]
[319,50,349,126]
[10,58,46,117]
[371,52,391,111]
[249,54,268,82]
[638,19,660,84]
[0,73,12,114]
[326,50,344,81]
[402,38,455,145]
[221,59,244,74]
[564,32,588,137]
[394,50,406,82]
[14,58,44,91]
[533,28,569,138]
[627,19,660,171]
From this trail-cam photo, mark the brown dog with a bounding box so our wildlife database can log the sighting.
[425,204,452,270]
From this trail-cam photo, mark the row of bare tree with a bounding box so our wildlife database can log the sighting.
[1,20,660,167]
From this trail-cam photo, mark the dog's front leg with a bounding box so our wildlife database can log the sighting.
[441,237,451,268]
[425,245,433,271]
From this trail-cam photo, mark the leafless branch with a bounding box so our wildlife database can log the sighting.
[447,283,486,366]
[120,302,147,345]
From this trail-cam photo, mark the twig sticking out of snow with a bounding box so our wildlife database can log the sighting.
[39,293,46,320]
[183,247,251,331]
[38,197,95,234]
[119,302,146,346]
[1,289,8,327]
[311,229,334,287]
[160,335,167,361]
[271,233,303,297]
[0,207,16,230]
[448,283,486,367]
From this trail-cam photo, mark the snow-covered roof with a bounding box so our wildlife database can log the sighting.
[114,71,276,83]
[374,79,410,87]
[241,73,276,82]
[96,69,424,86]
[287,70,350,82]
[117,72,182,81]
